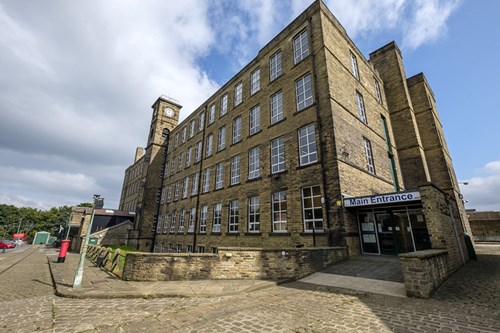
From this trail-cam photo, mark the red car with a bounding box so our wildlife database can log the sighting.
[0,240,16,249]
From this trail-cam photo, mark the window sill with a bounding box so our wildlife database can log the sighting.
[229,182,241,188]
[269,232,291,236]
[244,232,262,236]
[247,129,262,138]
[296,161,320,170]
[246,176,262,183]
[211,232,222,236]
[268,170,288,178]
[292,103,315,116]
[230,140,242,147]
[227,232,241,236]
[214,187,224,192]
[268,117,287,128]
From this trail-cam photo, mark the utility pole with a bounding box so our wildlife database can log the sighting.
[73,195,103,289]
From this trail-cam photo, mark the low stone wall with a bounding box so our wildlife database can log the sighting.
[87,245,126,277]
[399,249,450,298]
[468,211,500,242]
[122,247,348,282]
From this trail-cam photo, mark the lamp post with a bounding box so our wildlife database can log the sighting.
[17,216,25,234]
[73,195,103,289]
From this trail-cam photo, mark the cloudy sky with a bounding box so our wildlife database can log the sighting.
[1,0,499,211]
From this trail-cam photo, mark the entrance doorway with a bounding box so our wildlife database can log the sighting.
[357,206,431,255]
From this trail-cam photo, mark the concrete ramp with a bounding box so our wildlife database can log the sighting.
[299,255,407,297]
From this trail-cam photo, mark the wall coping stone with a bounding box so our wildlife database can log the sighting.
[218,246,347,252]
[399,249,448,260]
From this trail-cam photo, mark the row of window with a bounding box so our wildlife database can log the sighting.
[153,243,215,254]
[156,185,323,235]
[161,124,319,202]
[169,72,313,155]
[168,28,313,153]
[350,50,383,106]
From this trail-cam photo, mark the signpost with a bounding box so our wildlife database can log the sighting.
[73,194,104,289]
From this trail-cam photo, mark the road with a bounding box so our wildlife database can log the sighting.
[0,245,499,332]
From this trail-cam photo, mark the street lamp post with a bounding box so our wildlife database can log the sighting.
[73,195,103,289]
[17,216,24,234]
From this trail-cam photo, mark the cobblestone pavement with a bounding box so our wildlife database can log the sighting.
[1,244,499,333]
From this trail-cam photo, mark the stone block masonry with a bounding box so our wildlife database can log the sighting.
[399,249,449,298]
[122,247,348,281]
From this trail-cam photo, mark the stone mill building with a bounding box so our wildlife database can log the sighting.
[119,0,473,278]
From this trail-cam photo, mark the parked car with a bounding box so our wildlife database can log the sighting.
[12,238,24,246]
[0,240,16,249]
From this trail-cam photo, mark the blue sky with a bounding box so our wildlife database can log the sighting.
[0,0,498,211]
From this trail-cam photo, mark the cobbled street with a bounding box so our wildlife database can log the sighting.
[1,245,499,333]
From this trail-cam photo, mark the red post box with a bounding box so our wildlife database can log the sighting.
[57,239,71,263]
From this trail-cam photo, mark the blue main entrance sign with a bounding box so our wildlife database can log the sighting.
[343,191,421,207]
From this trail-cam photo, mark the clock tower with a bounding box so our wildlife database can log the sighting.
[136,95,182,251]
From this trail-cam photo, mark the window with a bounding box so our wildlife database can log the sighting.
[248,147,260,179]
[271,137,285,174]
[220,94,228,116]
[182,177,189,198]
[206,134,213,157]
[167,184,173,203]
[186,147,192,167]
[174,180,180,201]
[270,51,282,81]
[162,215,168,233]
[202,167,211,193]
[296,74,313,110]
[174,133,179,148]
[230,155,240,185]
[249,105,261,135]
[170,211,176,232]
[232,116,242,143]
[191,172,199,195]
[156,216,161,233]
[250,68,260,95]
[197,246,205,253]
[218,126,226,151]
[293,29,309,64]
[189,120,195,138]
[187,245,193,253]
[195,141,202,163]
[302,185,323,232]
[181,127,187,144]
[200,205,208,233]
[363,137,375,174]
[298,124,318,166]
[170,157,176,174]
[229,200,239,233]
[213,203,222,232]
[270,91,284,124]
[178,210,185,232]
[188,208,196,232]
[208,104,215,124]
[234,82,243,106]
[272,191,287,232]
[178,153,183,172]
[161,187,166,204]
[356,91,367,123]
[215,162,224,189]
[374,78,382,104]
[176,244,182,253]
[350,51,359,79]
[198,112,205,132]
[248,196,260,232]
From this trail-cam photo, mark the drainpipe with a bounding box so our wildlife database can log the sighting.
[308,17,333,246]
[447,197,466,265]
[193,105,208,252]
[150,131,170,253]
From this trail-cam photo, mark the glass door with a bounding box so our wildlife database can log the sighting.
[393,210,415,253]
[358,211,379,254]
[375,212,396,254]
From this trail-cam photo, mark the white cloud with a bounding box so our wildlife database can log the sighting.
[460,161,500,212]
[403,0,461,50]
